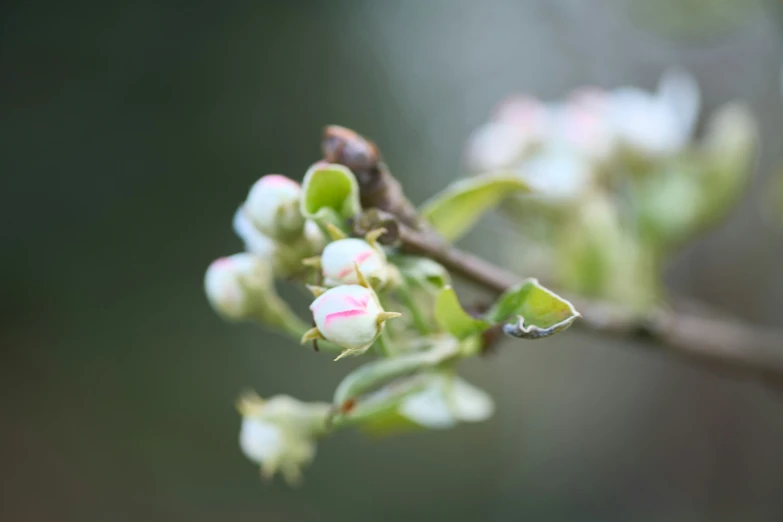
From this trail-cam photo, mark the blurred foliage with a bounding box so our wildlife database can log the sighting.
[466,71,758,310]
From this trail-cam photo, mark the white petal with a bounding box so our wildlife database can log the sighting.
[400,379,456,429]
[451,378,495,423]
[233,207,277,259]
[520,148,592,199]
[239,418,283,464]
[465,122,528,172]
[658,67,700,142]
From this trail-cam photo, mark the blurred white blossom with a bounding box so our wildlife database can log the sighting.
[399,374,494,429]
[466,69,701,198]
[238,394,330,484]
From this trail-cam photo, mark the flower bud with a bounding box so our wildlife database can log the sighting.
[204,254,271,321]
[205,254,309,335]
[308,285,400,357]
[321,238,387,287]
[238,393,330,484]
[244,174,305,239]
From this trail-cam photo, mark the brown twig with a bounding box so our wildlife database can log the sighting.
[324,126,783,388]
[399,222,783,386]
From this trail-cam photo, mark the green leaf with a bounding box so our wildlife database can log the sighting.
[419,174,530,242]
[300,162,361,233]
[434,286,489,340]
[485,278,580,339]
[698,102,757,224]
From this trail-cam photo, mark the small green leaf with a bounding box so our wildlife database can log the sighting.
[419,174,530,242]
[486,279,580,339]
[434,286,489,340]
[300,162,361,233]
[699,102,757,224]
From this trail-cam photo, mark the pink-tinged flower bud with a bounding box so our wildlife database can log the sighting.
[309,285,399,354]
[321,238,387,287]
[244,174,305,239]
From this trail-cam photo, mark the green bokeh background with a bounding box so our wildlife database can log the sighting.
[3,1,783,521]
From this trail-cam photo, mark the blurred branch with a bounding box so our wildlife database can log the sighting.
[399,223,783,387]
[325,125,783,388]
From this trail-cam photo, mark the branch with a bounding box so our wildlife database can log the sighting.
[323,126,783,388]
[399,223,783,387]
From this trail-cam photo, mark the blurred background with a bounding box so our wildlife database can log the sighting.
[3,0,783,520]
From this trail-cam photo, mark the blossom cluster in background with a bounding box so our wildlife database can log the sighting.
[466,68,700,199]
[465,69,757,309]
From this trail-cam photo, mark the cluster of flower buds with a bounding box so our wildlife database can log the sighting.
[204,136,581,484]
[465,68,700,198]
[204,174,326,334]
[204,163,404,359]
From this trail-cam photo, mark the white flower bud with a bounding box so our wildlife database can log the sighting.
[309,285,398,352]
[204,254,271,320]
[321,238,387,287]
[244,174,305,239]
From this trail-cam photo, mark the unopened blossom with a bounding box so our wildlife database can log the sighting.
[204,253,271,321]
[244,174,305,239]
[321,238,387,287]
[308,284,399,355]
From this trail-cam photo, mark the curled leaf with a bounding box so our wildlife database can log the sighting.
[420,174,530,242]
[486,279,580,339]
